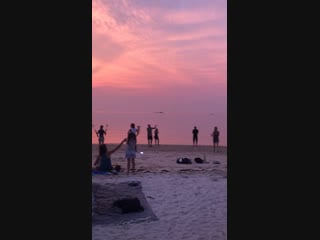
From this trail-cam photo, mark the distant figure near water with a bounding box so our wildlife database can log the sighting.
[95,125,107,145]
[192,126,199,146]
[211,126,220,152]
[147,124,156,147]
[154,126,159,146]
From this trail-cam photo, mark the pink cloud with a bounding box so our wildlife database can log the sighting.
[163,8,226,25]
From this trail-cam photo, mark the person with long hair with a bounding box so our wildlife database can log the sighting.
[93,138,126,172]
[125,123,140,174]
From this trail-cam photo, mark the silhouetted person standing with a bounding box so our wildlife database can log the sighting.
[192,126,199,146]
[147,124,156,147]
[154,126,159,146]
[211,126,220,152]
[95,125,107,145]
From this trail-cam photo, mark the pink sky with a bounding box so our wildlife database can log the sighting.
[92,0,227,146]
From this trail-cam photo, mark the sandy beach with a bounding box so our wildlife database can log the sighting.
[92,144,227,240]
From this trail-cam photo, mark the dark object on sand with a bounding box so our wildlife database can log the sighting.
[92,182,158,225]
[113,197,144,214]
[194,157,204,163]
[176,158,192,164]
[128,181,140,187]
[114,165,121,172]
[213,161,221,164]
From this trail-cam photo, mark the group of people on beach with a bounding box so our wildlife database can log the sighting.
[93,123,141,174]
[92,123,220,175]
[146,124,159,147]
[94,124,159,147]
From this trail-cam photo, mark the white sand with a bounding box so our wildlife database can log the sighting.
[92,144,227,240]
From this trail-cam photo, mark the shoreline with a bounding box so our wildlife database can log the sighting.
[92,143,227,151]
[92,143,227,147]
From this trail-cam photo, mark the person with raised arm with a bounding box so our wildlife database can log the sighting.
[93,138,127,173]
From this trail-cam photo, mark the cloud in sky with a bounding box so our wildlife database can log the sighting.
[92,0,227,90]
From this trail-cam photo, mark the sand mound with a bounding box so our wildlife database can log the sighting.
[92,181,158,225]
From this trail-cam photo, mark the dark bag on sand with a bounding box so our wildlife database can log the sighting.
[176,158,192,164]
[194,157,204,164]
[113,198,144,214]
[114,165,121,172]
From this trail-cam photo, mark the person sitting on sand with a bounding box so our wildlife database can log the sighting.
[93,138,126,172]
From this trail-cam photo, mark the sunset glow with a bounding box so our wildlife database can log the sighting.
[92,0,227,146]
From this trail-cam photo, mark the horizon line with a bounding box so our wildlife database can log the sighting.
[92,143,227,148]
